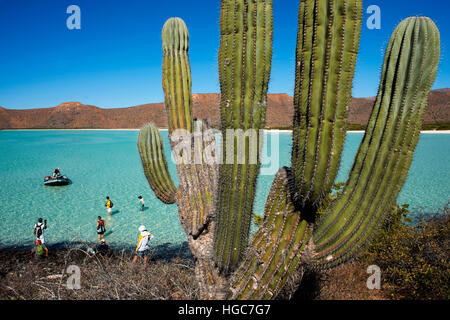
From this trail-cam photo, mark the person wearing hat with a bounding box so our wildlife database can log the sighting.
[132,225,154,265]
[31,239,48,259]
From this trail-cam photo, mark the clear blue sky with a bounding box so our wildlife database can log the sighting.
[0,0,449,109]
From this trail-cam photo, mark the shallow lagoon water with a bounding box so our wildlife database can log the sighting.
[0,130,448,253]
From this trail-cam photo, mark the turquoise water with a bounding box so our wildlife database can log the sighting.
[0,130,448,252]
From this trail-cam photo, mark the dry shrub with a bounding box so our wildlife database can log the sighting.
[0,247,199,300]
[363,204,450,300]
[287,204,449,300]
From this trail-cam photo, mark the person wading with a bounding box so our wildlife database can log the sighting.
[97,216,106,241]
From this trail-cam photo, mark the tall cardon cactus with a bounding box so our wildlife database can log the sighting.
[138,17,223,298]
[137,0,440,300]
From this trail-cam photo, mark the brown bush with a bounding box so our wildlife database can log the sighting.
[0,247,199,300]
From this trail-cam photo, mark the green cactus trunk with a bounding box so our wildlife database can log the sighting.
[214,0,273,274]
[291,0,363,211]
[160,18,217,237]
[228,167,313,299]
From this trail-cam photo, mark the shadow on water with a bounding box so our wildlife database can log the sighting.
[103,230,113,237]
[0,240,193,261]
[110,209,120,216]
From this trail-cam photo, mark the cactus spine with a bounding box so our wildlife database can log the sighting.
[214,0,273,274]
[137,2,440,300]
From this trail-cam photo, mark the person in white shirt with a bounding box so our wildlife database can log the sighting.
[34,218,48,250]
[132,225,154,265]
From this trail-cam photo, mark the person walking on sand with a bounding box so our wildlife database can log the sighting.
[138,195,145,211]
[31,240,48,259]
[105,196,113,216]
[132,225,154,265]
[97,216,106,241]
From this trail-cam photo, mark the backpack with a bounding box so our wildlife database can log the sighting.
[36,245,44,256]
[110,201,114,208]
[36,224,43,238]
[97,220,106,233]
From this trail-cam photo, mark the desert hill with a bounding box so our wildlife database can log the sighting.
[0,89,448,129]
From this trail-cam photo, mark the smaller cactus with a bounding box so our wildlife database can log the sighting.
[138,126,177,204]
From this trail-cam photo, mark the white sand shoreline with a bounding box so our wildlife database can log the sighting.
[1,128,450,134]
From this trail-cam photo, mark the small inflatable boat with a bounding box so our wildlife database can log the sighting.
[44,175,71,186]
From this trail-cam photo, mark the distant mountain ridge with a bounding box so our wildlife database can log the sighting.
[0,89,448,129]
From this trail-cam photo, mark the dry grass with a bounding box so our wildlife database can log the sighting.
[314,260,388,300]
[0,247,199,300]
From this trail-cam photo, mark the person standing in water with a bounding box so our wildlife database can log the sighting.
[97,216,106,241]
[138,196,145,211]
[105,196,113,216]
[34,218,47,248]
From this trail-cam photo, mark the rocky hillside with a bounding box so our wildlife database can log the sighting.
[0,90,448,129]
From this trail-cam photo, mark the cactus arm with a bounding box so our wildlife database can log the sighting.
[228,167,313,299]
[160,18,219,236]
[291,0,362,210]
[137,125,177,204]
[214,0,273,273]
[312,17,440,268]
[162,17,193,135]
